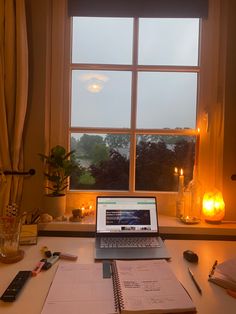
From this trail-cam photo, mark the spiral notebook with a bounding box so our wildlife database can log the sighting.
[208,258,236,291]
[41,260,196,314]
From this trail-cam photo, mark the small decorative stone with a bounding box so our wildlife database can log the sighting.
[54,215,68,222]
[40,213,53,223]
[69,215,82,222]
[72,209,83,218]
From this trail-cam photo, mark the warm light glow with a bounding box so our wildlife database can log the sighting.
[87,82,103,93]
[174,167,178,174]
[79,73,109,93]
[202,190,225,223]
[180,168,183,176]
[197,127,200,133]
[76,199,95,217]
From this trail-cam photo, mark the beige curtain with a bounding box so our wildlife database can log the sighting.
[0,0,28,215]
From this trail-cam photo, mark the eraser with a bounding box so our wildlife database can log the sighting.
[59,252,78,261]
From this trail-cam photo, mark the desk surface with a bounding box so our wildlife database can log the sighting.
[0,238,236,314]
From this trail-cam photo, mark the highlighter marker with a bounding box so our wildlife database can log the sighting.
[47,254,60,266]
[41,246,52,258]
[42,255,59,270]
[32,261,45,276]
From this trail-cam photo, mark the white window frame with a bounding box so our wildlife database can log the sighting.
[47,0,225,215]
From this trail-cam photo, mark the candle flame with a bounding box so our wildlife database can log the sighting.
[180,168,183,176]
[174,167,178,174]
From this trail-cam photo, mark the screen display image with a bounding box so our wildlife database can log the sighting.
[96,197,158,233]
[106,210,151,225]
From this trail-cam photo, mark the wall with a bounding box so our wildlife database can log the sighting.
[222,0,236,220]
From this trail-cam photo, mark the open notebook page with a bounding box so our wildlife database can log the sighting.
[41,263,117,314]
[114,259,196,314]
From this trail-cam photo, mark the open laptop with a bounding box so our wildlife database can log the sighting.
[95,196,171,260]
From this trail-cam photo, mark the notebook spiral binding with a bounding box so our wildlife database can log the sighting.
[111,262,125,312]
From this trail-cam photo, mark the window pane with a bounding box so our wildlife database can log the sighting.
[71,70,132,128]
[70,133,130,190]
[137,72,197,129]
[139,18,199,66]
[135,135,195,191]
[72,17,133,64]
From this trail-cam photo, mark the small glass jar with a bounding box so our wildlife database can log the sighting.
[180,166,202,224]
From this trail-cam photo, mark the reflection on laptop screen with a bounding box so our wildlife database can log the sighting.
[96,197,158,233]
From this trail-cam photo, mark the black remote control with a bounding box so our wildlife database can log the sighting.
[1,271,32,302]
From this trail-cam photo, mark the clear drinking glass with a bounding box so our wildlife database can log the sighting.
[0,216,24,263]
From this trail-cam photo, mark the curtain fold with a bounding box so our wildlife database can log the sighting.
[0,0,28,215]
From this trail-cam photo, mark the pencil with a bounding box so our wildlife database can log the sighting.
[188,267,202,295]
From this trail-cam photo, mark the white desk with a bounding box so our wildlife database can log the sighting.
[0,238,236,313]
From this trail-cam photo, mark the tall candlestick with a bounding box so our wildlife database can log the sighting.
[179,168,184,188]
[176,168,185,218]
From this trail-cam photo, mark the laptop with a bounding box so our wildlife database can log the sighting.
[95,196,171,260]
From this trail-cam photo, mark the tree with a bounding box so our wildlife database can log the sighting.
[90,150,129,190]
[92,143,109,165]
[136,140,175,191]
[70,136,77,152]
[174,139,195,184]
[105,134,130,149]
[77,134,105,158]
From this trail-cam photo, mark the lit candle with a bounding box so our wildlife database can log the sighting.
[81,204,85,216]
[174,167,179,191]
[179,168,184,189]
[176,168,185,219]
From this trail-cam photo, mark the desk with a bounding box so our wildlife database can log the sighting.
[0,238,235,313]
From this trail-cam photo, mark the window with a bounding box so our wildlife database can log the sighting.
[69,17,200,193]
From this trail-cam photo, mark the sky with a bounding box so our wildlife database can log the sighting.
[70,17,199,130]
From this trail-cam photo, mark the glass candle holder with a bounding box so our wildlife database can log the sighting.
[180,166,202,224]
[0,216,24,263]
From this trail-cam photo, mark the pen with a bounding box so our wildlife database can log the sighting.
[209,260,218,277]
[188,267,202,295]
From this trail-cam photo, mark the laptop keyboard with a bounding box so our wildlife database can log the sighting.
[100,237,161,248]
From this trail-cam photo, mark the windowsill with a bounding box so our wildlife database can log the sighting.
[38,214,236,239]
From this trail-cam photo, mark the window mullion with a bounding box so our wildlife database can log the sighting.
[129,17,139,192]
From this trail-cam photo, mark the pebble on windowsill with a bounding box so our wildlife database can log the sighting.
[40,213,53,223]
[40,213,68,223]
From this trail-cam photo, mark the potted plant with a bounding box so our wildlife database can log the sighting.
[39,145,79,218]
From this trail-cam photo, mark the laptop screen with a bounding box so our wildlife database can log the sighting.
[96,197,158,234]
